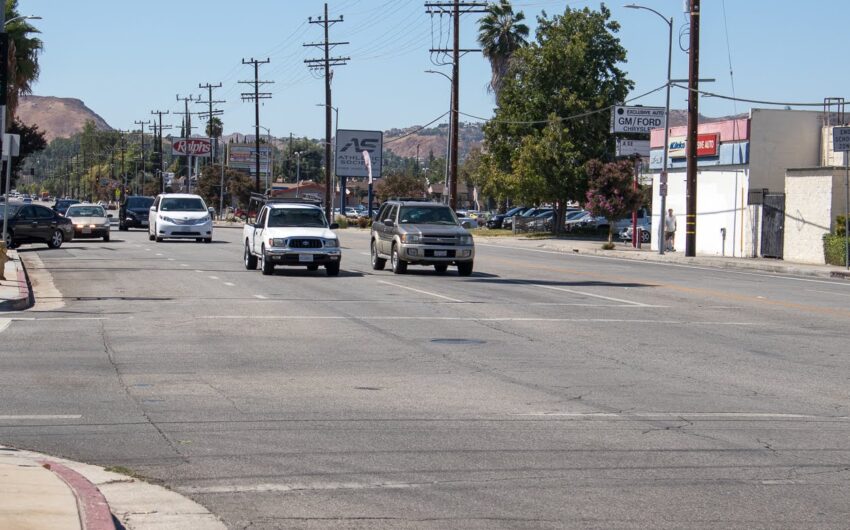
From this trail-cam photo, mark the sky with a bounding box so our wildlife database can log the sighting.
[23,0,850,141]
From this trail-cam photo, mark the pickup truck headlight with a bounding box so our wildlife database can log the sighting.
[323,238,339,248]
[460,234,474,245]
[400,233,421,244]
[269,238,288,247]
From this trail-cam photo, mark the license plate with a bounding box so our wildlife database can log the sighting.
[434,250,447,257]
[298,254,314,263]
[82,227,91,234]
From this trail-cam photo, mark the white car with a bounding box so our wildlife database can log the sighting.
[148,193,214,243]
[65,203,112,241]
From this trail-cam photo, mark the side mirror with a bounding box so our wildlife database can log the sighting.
[383,219,394,227]
[330,222,340,229]
[149,206,156,212]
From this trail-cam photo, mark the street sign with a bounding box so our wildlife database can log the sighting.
[2,133,20,158]
[335,130,383,178]
[659,183,668,196]
[616,139,650,157]
[833,127,850,152]
[172,137,212,157]
[611,106,666,134]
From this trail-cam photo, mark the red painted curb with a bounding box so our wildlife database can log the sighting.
[39,460,116,530]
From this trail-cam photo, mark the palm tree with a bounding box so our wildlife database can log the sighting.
[4,0,43,121]
[205,117,223,139]
[477,0,529,99]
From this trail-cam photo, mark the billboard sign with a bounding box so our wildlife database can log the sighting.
[335,129,383,178]
[172,137,212,157]
[668,133,720,158]
[833,127,850,152]
[616,138,650,158]
[227,144,272,174]
[611,106,666,134]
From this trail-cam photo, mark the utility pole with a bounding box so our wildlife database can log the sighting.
[305,3,348,222]
[426,1,487,210]
[240,59,273,193]
[176,94,201,193]
[134,120,150,195]
[150,110,171,193]
[685,0,700,257]
[116,130,129,203]
[198,82,224,160]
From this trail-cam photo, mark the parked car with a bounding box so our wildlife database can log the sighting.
[64,203,112,241]
[2,202,74,249]
[563,210,602,231]
[119,195,154,231]
[486,206,526,229]
[52,198,81,216]
[148,193,214,242]
[619,223,652,244]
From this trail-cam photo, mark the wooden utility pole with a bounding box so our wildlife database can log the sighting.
[240,60,272,193]
[133,120,151,195]
[425,1,487,210]
[150,110,171,193]
[685,0,700,257]
[305,3,348,222]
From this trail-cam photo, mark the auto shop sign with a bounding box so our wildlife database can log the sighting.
[610,105,666,134]
[668,133,720,158]
[335,129,383,178]
[172,137,212,157]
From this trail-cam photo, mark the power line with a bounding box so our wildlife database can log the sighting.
[198,82,225,161]
[240,58,273,193]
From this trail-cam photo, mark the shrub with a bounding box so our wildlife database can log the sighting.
[823,234,848,266]
[601,242,616,250]
[334,215,349,229]
[356,216,372,229]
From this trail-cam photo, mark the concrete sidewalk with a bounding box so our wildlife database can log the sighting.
[0,248,32,311]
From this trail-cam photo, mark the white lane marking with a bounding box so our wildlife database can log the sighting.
[513,412,847,420]
[199,315,757,325]
[208,276,219,280]
[476,242,850,286]
[144,248,151,251]
[0,415,82,420]
[180,264,188,267]
[195,270,204,273]
[10,317,110,322]
[224,282,235,287]
[182,481,414,495]
[168,258,175,261]
[377,280,463,303]
[156,253,163,257]
[359,252,371,256]
[534,284,651,307]
[0,319,10,333]
[253,295,268,300]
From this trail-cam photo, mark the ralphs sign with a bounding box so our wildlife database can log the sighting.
[172,137,212,157]
[611,105,666,134]
[335,129,383,178]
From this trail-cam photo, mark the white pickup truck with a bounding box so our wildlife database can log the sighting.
[242,198,342,276]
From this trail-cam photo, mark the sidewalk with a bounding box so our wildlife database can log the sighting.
[0,445,225,529]
[0,248,32,311]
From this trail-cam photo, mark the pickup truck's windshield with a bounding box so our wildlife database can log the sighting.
[399,206,457,225]
[268,208,327,228]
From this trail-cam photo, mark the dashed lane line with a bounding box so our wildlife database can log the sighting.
[377,280,463,303]
[533,283,657,307]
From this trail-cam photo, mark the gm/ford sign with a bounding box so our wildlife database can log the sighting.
[610,106,666,134]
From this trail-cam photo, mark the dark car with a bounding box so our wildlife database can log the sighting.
[119,195,154,231]
[2,203,74,249]
[486,206,526,229]
[52,198,80,216]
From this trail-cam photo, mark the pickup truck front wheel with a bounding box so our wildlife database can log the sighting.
[244,241,257,270]
[326,262,340,276]
[260,247,275,275]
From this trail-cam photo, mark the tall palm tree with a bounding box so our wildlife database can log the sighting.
[4,0,43,121]
[477,0,529,99]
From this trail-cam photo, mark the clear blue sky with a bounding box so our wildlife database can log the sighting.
[25,0,849,140]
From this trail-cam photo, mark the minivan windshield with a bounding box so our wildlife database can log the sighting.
[127,197,154,209]
[398,206,458,225]
[160,197,206,212]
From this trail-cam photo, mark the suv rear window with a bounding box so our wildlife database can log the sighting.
[398,206,457,225]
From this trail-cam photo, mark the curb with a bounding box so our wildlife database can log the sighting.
[0,250,33,311]
[40,460,116,530]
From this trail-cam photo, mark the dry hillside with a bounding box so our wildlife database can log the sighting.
[17,95,112,142]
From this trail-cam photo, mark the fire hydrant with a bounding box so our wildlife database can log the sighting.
[0,242,8,281]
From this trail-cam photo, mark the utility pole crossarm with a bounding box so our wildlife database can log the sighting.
[240,58,273,192]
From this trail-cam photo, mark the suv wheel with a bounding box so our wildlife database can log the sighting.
[47,229,64,249]
[371,239,386,270]
[244,241,257,270]
[434,264,448,274]
[390,244,407,274]
[457,261,473,276]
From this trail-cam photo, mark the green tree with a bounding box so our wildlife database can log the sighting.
[477,0,529,97]
[4,0,43,120]
[375,172,426,202]
[483,5,633,225]
[198,164,254,210]
[6,117,46,189]
[205,117,223,138]
[583,159,642,243]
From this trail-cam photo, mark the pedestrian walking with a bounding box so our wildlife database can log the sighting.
[664,208,677,251]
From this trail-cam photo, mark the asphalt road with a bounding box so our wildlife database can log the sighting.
[1,224,849,529]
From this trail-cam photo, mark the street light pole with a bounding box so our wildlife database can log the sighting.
[625,4,672,255]
[295,152,302,197]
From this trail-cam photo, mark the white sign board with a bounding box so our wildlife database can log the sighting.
[833,127,850,152]
[616,138,650,157]
[335,129,383,178]
[2,133,20,158]
[611,106,666,134]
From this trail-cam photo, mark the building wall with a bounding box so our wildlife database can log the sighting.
[783,171,842,264]
[748,109,824,191]
[651,168,750,256]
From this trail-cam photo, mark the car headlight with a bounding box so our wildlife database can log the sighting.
[323,238,339,248]
[270,238,287,247]
[460,234,474,245]
[160,215,176,224]
[401,233,421,243]
[194,215,211,225]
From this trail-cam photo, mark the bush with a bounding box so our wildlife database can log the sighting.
[334,215,349,229]
[823,234,848,266]
[837,215,847,237]
[356,216,372,229]
[601,242,616,250]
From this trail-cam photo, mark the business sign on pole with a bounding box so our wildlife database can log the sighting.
[2,134,20,158]
[615,139,650,158]
[172,137,212,157]
[610,106,666,134]
[335,129,383,178]
[667,133,720,158]
[227,143,272,174]
[833,127,850,152]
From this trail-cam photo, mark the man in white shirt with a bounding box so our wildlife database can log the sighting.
[664,208,677,251]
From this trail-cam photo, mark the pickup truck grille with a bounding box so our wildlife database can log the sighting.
[289,238,322,249]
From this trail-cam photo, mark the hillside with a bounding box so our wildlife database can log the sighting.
[17,95,112,142]
[383,122,483,161]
